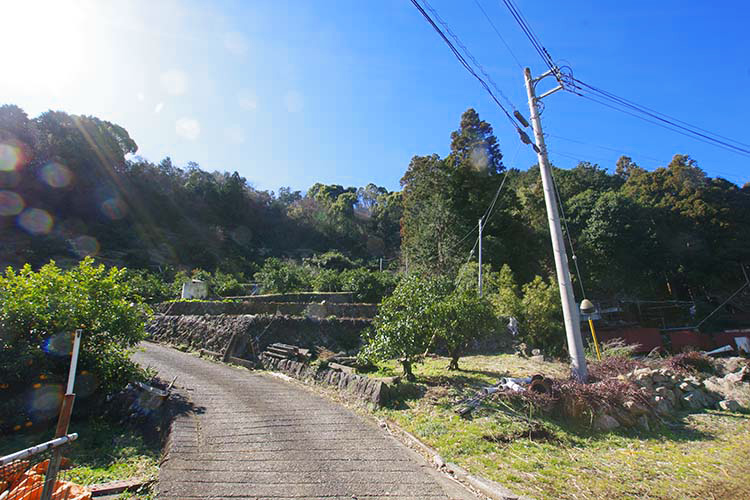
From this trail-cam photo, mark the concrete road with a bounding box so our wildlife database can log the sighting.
[133,343,477,500]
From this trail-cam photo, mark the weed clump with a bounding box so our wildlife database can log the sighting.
[667,351,715,374]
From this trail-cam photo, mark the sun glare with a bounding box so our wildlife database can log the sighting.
[0,1,92,94]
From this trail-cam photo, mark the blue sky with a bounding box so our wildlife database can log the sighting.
[3,0,748,192]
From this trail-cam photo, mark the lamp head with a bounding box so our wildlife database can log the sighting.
[580,299,596,315]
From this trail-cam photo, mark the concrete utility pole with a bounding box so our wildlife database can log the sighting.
[523,67,588,381]
[478,217,483,297]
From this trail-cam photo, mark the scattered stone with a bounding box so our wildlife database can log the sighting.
[530,355,545,363]
[593,414,620,432]
[718,399,741,412]
[623,400,649,416]
[678,382,695,392]
[682,391,707,411]
[726,366,749,384]
[637,414,650,431]
[721,357,746,375]
[653,396,673,416]
[655,386,677,406]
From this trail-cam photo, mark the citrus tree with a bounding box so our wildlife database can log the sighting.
[359,274,450,380]
[431,290,496,370]
[0,258,150,429]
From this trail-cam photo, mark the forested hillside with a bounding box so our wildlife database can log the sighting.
[0,105,402,276]
[1,103,749,305]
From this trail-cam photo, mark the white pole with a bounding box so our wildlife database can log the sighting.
[66,330,82,394]
[523,67,587,381]
[478,218,483,297]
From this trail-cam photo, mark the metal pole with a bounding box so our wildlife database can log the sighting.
[523,67,588,381]
[588,318,602,361]
[66,330,81,394]
[379,257,383,272]
[478,218,483,297]
[41,330,82,500]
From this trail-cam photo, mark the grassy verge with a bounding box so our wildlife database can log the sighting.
[0,417,159,498]
[373,354,750,500]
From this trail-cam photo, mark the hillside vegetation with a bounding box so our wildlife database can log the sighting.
[1,104,749,310]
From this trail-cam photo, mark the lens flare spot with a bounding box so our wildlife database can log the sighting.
[71,235,99,257]
[13,424,21,431]
[24,421,33,428]
[76,371,98,398]
[18,208,53,235]
[33,383,41,389]
[41,332,74,357]
[40,162,73,188]
[101,197,127,219]
[28,384,63,418]
[0,190,24,216]
[0,141,25,171]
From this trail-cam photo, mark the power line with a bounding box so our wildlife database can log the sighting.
[496,0,750,159]
[409,0,521,132]
[547,134,665,164]
[549,167,586,299]
[421,0,517,111]
[472,0,523,70]
[499,0,556,74]
[570,79,750,158]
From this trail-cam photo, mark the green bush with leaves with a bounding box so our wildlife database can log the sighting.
[124,269,173,303]
[253,258,314,293]
[340,268,397,303]
[431,290,496,370]
[359,274,450,380]
[0,258,150,429]
[312,268,343,292]
[305,251,360,271]
[519,275,566,357]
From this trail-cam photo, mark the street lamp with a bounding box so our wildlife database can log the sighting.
[580,299,601,361]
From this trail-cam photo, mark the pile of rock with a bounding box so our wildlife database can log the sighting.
[624,358,748,415]
[593,358,748,432]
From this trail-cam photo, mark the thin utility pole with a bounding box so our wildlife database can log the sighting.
[523,67,588,381]
[478,217,483,297]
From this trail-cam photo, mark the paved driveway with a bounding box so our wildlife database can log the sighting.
[133,343,476,500]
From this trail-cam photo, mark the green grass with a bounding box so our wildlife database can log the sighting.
[1,417,159,498]
[374,354,750,500]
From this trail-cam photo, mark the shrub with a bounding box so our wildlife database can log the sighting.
[0,258,150,429]
[210,270,246,297]
[312,268,343,292]
[253,258,313,293]
[124,269,173,303]
[519,275,566,357]
[430,290,496,370]
[305,251,360,271]
[359,274,450,380]
[340,268,397,303]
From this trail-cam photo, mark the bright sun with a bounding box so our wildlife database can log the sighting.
[0,0,92,94]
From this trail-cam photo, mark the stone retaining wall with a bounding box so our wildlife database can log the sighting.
[155,300,377,319]
[225,292,355,303]
[147,313,371,358]
[261,355,392,406]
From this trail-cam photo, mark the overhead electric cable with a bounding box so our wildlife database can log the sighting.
[472,0,523,70]
[421,0,518,111]
[570,80,750,157]
[499,0,556,73]
[549,168,586,299]
[496,0,750,158]
[408,0,521,133]
[572,79,750,150]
